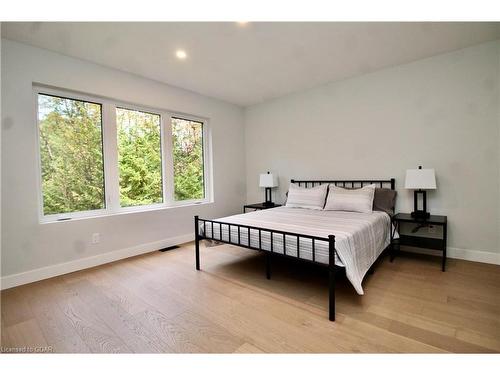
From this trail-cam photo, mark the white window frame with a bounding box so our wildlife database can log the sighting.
[34,85,212,223]
[169,114,212,207]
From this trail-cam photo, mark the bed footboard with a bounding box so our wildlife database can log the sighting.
[194,215,337,321]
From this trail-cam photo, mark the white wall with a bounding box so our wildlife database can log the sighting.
[0,30,3,287]
[2,37,499,289]
[1,39,246,286]
[245,40,500,263]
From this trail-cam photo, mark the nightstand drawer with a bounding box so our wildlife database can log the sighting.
[398,234,444,251]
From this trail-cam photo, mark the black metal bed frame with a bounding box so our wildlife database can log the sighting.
[194,178,395,321]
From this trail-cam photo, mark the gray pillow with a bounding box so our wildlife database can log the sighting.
[373,188,397,215]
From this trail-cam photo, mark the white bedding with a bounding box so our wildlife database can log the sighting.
[199,206,393,295]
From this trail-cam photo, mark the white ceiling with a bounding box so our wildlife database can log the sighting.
[2,22,500,106]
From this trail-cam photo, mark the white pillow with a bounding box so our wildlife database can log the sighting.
[324,184,376,213]
[285,183,328,210]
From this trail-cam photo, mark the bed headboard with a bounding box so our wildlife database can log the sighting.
[290,178,396,190]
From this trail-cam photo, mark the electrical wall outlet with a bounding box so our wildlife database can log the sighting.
[92,233,100,244]
[428,225,436,234]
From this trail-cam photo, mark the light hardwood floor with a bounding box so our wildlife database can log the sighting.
[1,242,499,353]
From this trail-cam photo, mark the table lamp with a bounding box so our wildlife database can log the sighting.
[405,166,436,219]
[259,171,279,207]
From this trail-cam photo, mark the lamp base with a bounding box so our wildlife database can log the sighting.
[412,190,430,220]
[263,187,275,207]
[411,210,430,219]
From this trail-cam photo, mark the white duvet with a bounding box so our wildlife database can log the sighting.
[199,206,392,295]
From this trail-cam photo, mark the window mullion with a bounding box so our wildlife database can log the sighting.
[163,113,175,205]
[102,102,120,212]
[203,121,212,202]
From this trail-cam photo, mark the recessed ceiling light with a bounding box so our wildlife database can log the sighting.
[237,22,249,26]
[176,50,187,60]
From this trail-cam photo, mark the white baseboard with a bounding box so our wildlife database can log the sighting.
[447,247,500,265]
[0,233,194,290]
[401,246,500,265]
[2,237,498,290]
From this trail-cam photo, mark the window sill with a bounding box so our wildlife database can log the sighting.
[39,200,213,225]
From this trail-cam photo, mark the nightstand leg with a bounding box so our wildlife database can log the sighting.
[390,239,395,262]
[442,224,447,272]
[390,221,397,262]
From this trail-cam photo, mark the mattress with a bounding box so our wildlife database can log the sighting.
[199,206,393,295]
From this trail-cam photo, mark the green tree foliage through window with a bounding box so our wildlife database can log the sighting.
[117,108,163,207]
[38,94,105,215]
[172,118,205,201]
[38,92,208,219]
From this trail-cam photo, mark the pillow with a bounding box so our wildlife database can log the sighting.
[285,183,328,210]
[324,184,376,213]
[373,188,397,215]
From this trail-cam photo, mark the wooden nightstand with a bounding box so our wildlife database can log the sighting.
[391,213,448,271]
[243,203,282,213]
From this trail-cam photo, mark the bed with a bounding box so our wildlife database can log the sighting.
[194,178,396,321]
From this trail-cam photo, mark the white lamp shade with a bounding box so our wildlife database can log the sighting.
[259,173,278,188]
[405,168,436,189]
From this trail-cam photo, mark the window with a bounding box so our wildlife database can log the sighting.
[36,87,211,222]
[38,94,105,216]
[172,117,205,201]
[117,108,163,207]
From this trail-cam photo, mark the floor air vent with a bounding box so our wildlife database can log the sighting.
[159,245,179,252]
